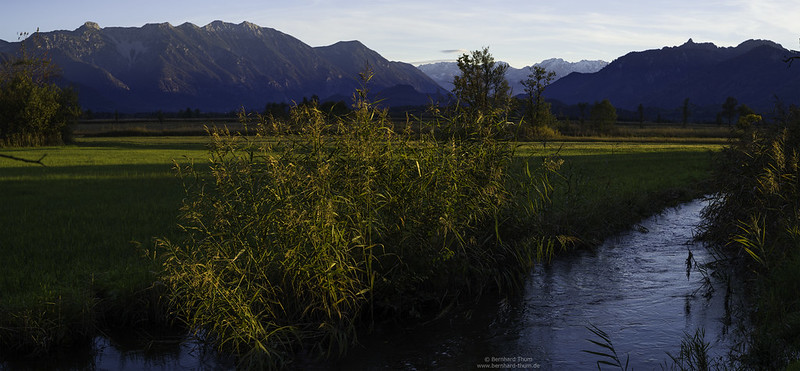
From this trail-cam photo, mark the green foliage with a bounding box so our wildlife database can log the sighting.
[589,99,617,132]
[721,96,738,126]
[682,98,691,127]
[735,113,762,132]
[521,66,557,129]
[452,47,512,120]
[737,103,755,117]
[157,72,550,367]
[0,137,209,357]
[702,113,800,269]
[701,104,800,367]
[0,135,721,360]
[540,145,714,245]
[0,31,80,147]
[665,329,717,371]
[637,104,645,127]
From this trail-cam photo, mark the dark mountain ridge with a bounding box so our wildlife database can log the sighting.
[0,21,447,112]
[545,39,800,114]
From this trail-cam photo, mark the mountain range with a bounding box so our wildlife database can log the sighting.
[417,58,609,94]
[0,21,447,112]
[545,39,800,113]
[1,21,799,116]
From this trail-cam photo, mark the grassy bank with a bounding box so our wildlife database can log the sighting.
[0,134,723,361]
[0,137,209,353]
[700,118,800,368]
[517,141,719,244]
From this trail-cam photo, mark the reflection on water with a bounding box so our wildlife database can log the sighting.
[2,199,745,370]
[91,327,234,370]
[1,326,234,370]
[331,198,745,370]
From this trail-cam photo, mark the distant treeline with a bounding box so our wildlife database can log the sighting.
[84,96,770,127]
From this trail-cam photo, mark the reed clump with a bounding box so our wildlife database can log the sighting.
[701,105,800,368]
[157,72,559,368]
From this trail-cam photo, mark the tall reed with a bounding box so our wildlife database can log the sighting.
[700,105,800,368]
[157,72,559,367]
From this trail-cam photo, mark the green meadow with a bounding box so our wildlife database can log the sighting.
[0,135,723,356]
[518,141,720,243]
[0,137,209,351]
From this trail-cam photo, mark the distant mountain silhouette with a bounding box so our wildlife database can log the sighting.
[417,59,608,94]
[545,39,800,113]
[0,21,447,112]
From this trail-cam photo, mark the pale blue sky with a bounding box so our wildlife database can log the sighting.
[3,0,799,67]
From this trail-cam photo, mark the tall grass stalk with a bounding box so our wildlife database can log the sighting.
[157,72,559,367]
[666,328,713,371]
[701,105,800,367]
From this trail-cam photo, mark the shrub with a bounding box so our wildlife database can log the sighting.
[590,99,617,132]
[0,32,80,147]
[158,72,556,367]
[701,105,800,367]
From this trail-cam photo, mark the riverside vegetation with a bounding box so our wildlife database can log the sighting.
[0,110,721,368]
[157,75,565,368]
[699,106,800,369]
[1,50,730,368]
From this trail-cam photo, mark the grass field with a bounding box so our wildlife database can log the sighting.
[0,137,211,352]
[520,141,720,243]
[0,135,724,356]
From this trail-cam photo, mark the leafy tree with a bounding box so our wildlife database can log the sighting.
[721,96,738,126]
[637,103,645,127]
[320,100,349,117]
[736,113,762,132]
[590,99,617,131]
[0,31,80,146]
[682,98,691,127]
[577,102,589,126]
[181,107,193,119]
[264,102,290,120]
[521,66,556,128]
[452,47,512,119]
[738,103,755,117]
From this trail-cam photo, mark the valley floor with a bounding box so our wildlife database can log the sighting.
[0,135,722,361]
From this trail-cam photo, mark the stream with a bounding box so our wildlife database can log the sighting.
[328,197,744,369]
[2,198,744,370]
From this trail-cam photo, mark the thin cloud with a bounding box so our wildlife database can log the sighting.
[441,49,469,54]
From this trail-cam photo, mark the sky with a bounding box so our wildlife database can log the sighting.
[3,0,799,68]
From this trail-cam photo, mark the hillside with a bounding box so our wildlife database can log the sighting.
[0,21,447,112]
[545,39,800,113]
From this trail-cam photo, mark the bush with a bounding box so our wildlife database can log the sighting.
[590,99,617,132]
[701,105,800,367]
[0,32,80,147]
[158,73,557,368]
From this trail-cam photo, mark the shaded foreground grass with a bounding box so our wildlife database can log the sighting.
[0,136,722,360]
[0,137,209,353]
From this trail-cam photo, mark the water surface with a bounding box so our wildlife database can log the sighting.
[2,199,742,370]
[332,198,741,369]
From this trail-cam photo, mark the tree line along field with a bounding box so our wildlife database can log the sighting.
[70,116,735,140]
[0,132,722,357]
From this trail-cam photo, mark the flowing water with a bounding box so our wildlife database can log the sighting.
[328,198,744,370]
[2,198,744,370]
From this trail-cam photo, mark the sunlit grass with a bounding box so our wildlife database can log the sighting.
[515,141,722,243]
[0,137,211,353]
